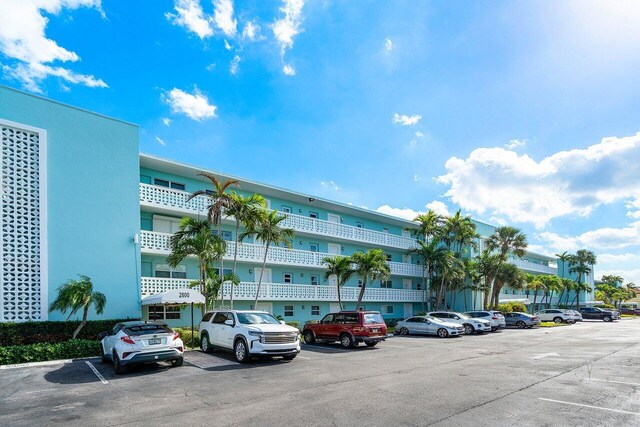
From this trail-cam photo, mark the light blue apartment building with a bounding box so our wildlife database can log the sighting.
[0,86,594,326]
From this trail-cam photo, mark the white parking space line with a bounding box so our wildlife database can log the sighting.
[539,398,640,416]
[531,352,560,360]
[25,388,58,394]
[85,361,108,385]
[185,360,206,369]
[297,356,311,360]
[588,378,640,387]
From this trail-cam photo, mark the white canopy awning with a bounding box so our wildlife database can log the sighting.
[499,298,531,304]
[141,288,205,305]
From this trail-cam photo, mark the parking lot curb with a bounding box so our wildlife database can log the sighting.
[0,356,99,370]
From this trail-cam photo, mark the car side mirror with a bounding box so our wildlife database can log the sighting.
[454,316,460,320]
[426,320,431,324]
[280,320,286,325]
[224,319,234,326]
[98,331,108,339]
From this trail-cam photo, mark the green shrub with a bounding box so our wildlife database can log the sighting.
[384,318,404,328]
[304,320,319,325]
[595,304,616,309]
[174,327,199,349]
[285,321,301,330]
[0,318,140,346]
[0,339,100,365]
[497,302,528,313]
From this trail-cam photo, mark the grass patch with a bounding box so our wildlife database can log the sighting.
[387,326,395,334]
[621,314,638,318]
[539,321,570,327]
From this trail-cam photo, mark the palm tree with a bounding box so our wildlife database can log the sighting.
[323,256,355,311]
[240,210,295,308]
[567,249,597,309]
[539,275,561,309]
[225,192,266,308]
[525,274,545,312]
[557,277,574,308]
[434,251,463,310]
[351,249,391,310]
[442,210,478,257]
[410,211,444,243]
[167,217,226,314]
[493,263,525,309]
[485,226,528,309]
[407,239,449,311]
[49,275,107,339]
[188,173,239,306]
[476,250,501,310]
[555,251,571,278]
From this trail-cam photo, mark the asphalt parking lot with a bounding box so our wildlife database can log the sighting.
[0,319,638,427]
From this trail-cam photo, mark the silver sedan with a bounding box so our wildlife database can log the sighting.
[396,316,464,338]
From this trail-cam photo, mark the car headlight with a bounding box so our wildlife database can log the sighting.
[248,330,263,337]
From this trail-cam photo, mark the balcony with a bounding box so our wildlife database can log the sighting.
[140,277,425,302]
[509,259,558,275]
[139,230,423,277]
[139,183,417,250]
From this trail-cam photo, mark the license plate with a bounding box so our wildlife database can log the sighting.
[148,339,161,345]
[372,328,379,333]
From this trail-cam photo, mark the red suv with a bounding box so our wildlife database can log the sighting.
[302,311,387,348]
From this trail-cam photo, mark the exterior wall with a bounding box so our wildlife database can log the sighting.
[0,86,140,321]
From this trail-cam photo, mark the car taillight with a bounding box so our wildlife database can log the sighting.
[122,352,131,359]
[121,336,135,344]
[491,316,497,320]
[177,346,183,352]
[173,332,180,341]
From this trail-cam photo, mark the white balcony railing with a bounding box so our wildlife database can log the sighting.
[139,230,423,277]
[140,183,417,250]
[508,259,557,275]
[140,277,425,302]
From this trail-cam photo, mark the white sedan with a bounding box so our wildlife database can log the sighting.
[100,321,184,374]
[427,311,492,334]
[396,316,464,338]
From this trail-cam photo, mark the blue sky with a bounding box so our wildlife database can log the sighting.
[1,0,640,284]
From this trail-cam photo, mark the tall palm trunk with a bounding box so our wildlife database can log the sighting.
[254,243,270,308]
[421,267,426,312]
[72,307,89,339]
[531,291,538,313]
[199,263,207,315]
[437,276,446,310]
[463,288,468,312]
[337,280,343,311]
[356,278,368,309]
[219,224,226,308]
[230,220,241,309]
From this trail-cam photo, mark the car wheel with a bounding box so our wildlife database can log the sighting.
[171,357,183,367]
[398,327,409,335]
[516,321,526,329]
[100,343,109,364]
[603,315,612,322]
[437,328,449,338]
[463,324,474,335]
[200,334,212,353]
[113,352,126,375]
[340,333,353,349]
[282,354,297,361]
[553,317,563,324]
[365,342,378,347]
[303,330,315,344]
[234,339,250,363]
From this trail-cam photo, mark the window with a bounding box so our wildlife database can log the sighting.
[321,314,334,324]
[310,275,319,286]
[154,178,185,191]
[148,305,180,320]
[385,254,392,262]
[281,205,292,213]
[358,279,363,287]
[284,305,294,317]
[309,211,318,219]
[213,230,232,241]
[283,273,293,284]
[309,243,319,252]
[343,314,359,324]
[417,283,421,290]
[311,305,320,315]
[155,264,187,279]
[216,268,233,279]
[202,312,214,322]
[356,222,364,229]
[382,227,389,233]
[381,280,393,289]
[381,305,394,315]
[212,312,233,324]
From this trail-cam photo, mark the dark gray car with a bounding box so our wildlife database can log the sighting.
[503,312,541,328]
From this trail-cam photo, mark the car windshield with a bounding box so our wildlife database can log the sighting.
[363,313,384,324]
[124,324,172,336]
[236,312,281,325]
[457,313,470,319]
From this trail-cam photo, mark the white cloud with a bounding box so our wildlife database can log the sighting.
[282,64,296,76]
[223,39,232,50]
[593,253,640,286]
[413,174,421,182]
[166,0,214,39]
[425,201,450,217]
[154,136,166,146]
[0,0,107,92]
[415,131,425,138]
[213,0,236,37]
[206,62,216,71]
[392,113,422,126]
[384,38,393,52]
[229,55,241,75]
[162,87,217,121]
[376,201,450,221]
[320,180,340,191]
[538,221,640,252]
[242,21,262,41]
[505,139,526,150]
[437,132,640,228]
[626,199,640,218]
[272,0,305,56]
[162,117,172,126]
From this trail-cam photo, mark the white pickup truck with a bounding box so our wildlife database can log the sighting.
[199,310,300,362]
